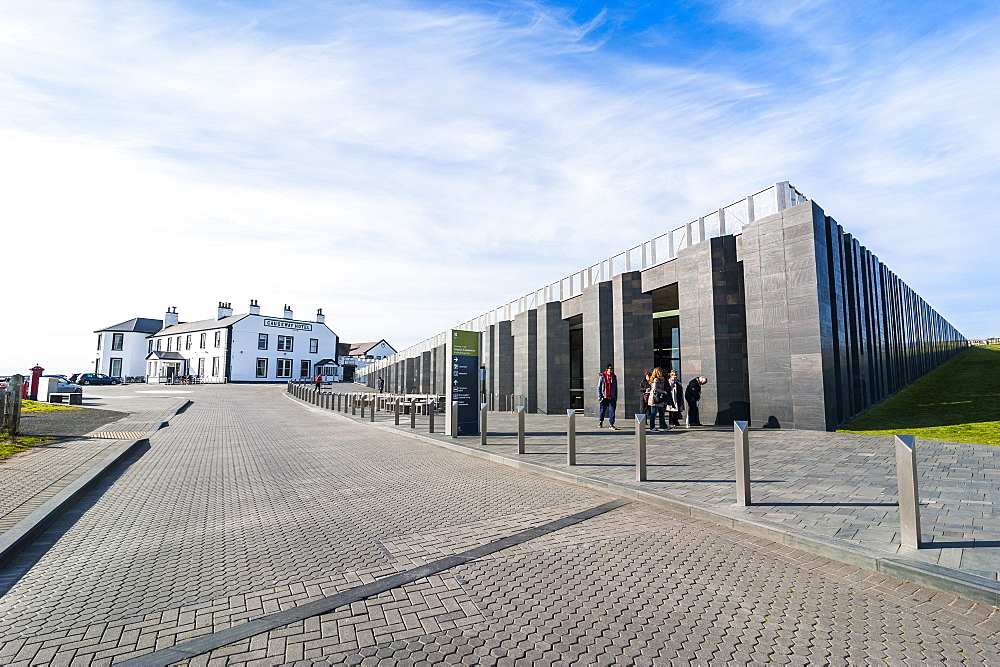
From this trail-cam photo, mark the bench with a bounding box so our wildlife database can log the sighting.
[49,393,83,405]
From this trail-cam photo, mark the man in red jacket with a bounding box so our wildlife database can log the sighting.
[597,363,619,430]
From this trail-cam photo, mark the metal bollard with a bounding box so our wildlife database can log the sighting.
[895,435,922,548]
[369,396,375,422]
[395,398,401,425]
[428,401,435,433]
[635,414,647,482]
[451,401,459,438]
[360,396,366,418]
[734,421,751,506]
[567,410,577,465]
[410,400,417,429]
[480,403,488,445]
[352,394,357,415]
[516,406,526,454]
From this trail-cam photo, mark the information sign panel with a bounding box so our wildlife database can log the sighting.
[446,329,480,436]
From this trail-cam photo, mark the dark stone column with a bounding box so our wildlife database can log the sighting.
[433,344,446,396]
[494,320,514,407]
[536,301,570,414]
[741,201,833,430]
[404,357,416,393]
[482,324,494,405]
[420,351,431,393]
[677,236,750,425]
[513,309,537,411]
[582,281,614,417]
[612,271,653,418]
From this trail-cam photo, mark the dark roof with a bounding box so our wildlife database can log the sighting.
[315,358,339,366]
[146,351,186,360]
[96,317,163,334]
[154,314,249,336]
[338,340,393,357]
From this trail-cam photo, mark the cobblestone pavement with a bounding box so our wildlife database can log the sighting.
[0,394,185,535]
[1,385,998,665]
[345,397,1000,583]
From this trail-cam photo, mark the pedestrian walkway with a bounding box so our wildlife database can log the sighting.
[1,385,998,664]
[320,390,1000,589]
[0,396,187,535]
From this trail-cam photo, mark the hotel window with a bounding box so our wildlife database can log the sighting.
[309,338,318,354]
[185,335,192,350]
[148,339,153,353]
[212,356,220,376]
[258,333,268,350]
[110,358,122,378]
[276,358,292,378]
[200,333,206,348]
[176,336,182,350]
[300,360,310,377]
[156,338,162,351]
[197,358,205,377]
[214,331,222,347]
[277,335,293,352]
[256,358,268,378]
[97,335,102,351]
[167,337,173,352]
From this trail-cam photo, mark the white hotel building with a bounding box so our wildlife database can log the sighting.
[96,302,339,383]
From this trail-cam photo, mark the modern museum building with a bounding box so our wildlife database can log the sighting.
[357,182,967,431]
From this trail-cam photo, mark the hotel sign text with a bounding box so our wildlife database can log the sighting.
[263,319,312,331]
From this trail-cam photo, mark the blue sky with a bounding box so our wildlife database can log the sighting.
[2,0,999,372]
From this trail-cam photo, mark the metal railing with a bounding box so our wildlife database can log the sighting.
[359,182,806,381]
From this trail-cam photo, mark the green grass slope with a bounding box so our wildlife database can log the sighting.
[838,344,1000,446]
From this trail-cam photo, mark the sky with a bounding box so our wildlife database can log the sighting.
[2,0,999,374]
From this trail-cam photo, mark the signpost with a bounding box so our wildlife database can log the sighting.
[446,329,481,436]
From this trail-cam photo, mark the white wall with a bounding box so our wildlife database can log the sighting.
[95,331,149,378]
[230,316,338,382]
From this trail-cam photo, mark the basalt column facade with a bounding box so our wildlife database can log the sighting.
[362,197,966,431]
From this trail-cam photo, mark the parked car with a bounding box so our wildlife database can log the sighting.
[42,374,68,380]
[53,379,83,394]
[0,376,10,388]
[73,373,121,386]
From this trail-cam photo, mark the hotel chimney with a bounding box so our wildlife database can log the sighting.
[283,304,293,320]
[249,300,260,316]
[164,307,179,328]
[315,308,325,324]
[218,302,233,319]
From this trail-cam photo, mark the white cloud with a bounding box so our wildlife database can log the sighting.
[1,0,998,374]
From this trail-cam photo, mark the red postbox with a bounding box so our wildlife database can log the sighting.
[29,365,44,401]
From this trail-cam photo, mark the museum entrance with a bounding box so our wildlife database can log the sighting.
[651,285,680,374]
[568,315,584,409]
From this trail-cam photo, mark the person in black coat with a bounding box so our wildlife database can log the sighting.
[666,370,684,427]
[685,376,708,426]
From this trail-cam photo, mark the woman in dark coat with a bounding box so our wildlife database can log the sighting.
[647,367,670,431]
[666,370,684,427]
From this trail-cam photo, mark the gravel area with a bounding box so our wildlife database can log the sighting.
[16,408,128,439]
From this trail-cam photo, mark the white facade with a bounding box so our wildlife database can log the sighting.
[145,303,338,383]
[93,318,163,379]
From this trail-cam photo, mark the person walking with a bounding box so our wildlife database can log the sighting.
[377,376,385,393]
[666,370,684,427]
[685,376,708,426]
[314,373,322,390]
[647,367,670,431]
[597,363,619,430]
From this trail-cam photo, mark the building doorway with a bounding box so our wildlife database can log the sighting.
[568,315,584,409]
[651,285,681,374]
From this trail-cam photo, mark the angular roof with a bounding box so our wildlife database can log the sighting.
[154,314,249,336]
[337,340,393,357]
[95,317,163,334]
[146,351,186,360]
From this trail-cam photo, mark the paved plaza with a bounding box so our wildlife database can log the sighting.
[1,384,999,664]
[335,390,1000,584]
